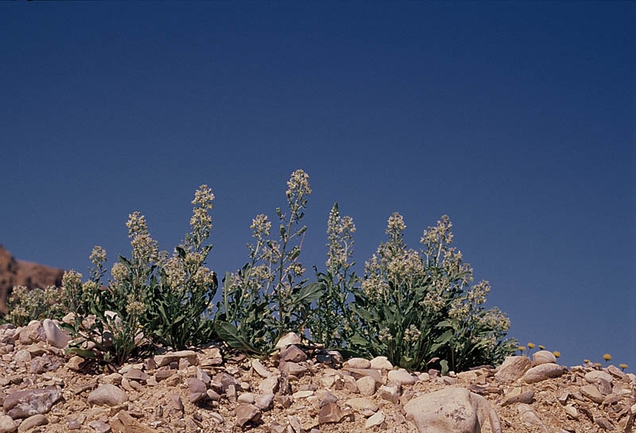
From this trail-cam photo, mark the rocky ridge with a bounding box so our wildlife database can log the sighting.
[0,320,633,433]
[0,246,65,315]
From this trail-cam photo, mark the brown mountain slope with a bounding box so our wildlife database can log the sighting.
[0,245,65,314]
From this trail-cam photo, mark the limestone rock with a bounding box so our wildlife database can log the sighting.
[275,332,301,349]
[365,411,385,429]
[387,368,417,385]
[345,357,372,369]
[378,384,400,404]
[280,345,307,363]
[3,386,62,419]
[357,376,377,396]
[532,350,557,365]
[0,415,16,433]
[87,384,128,407]
[235,403,261,427]
[495,356,532,382]
[154,350,198,367]
[345,397,379,413]
[580,384,604,404]
[404,387,501,433]
[522,363,566,383]
[518,403,548,431]
[370,356,393,371]
[17,414,47,433]
[188,378,207,403]
[42,319,70,349]
[319,401,346,424]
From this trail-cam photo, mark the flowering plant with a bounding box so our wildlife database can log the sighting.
[215,170,323,355]
[348,214,516,372]
[60,185,218,365]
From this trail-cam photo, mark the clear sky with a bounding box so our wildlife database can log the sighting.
[1,3,634,370]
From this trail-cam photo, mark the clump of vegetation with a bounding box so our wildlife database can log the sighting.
[7,169,516,371]
[215,169,323,355]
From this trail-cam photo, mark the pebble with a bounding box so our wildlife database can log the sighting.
[387,369,417,385]
[87,384,128,407]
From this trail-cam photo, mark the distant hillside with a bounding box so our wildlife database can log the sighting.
[0,245,65,314]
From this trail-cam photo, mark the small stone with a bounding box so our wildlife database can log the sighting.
[346,358,372,369]
[255,393,274,410]
[87,384,129,407]
[17,414,47,433]
[237,393,255,404]
[522,363,566,384]
[67,355,87,372]
[343,368,383,384]
[123,369,149,383]
[280,361,308,377]
[319,402,346,424]
[154,350,198,367]
[42,319,70,349]
[88,420,111,433]
[595,417,615,430]
[580,384,604,404]
[378,385,400,404]
[274,332,301,349]
[585,370,613,385]
[293,390,314,399]
[29,354,62,374]
[280,345,307,363]
[206,389,221,401]
[168,394,184,414]
[187,378,207,403]
[564,405,578,420]
[532,350,557,365]
[357,376,377,396]
[14,349,31,365]
[0,415,16,433]
[388,369,417,385]
[251,359,273,378]
[370,356,393,371]
[495,356,532,382]
[259,376,279,394]
[235,404,261,427]
[502,390,535,406]
[365,411,385,429]
[345,397,379,413]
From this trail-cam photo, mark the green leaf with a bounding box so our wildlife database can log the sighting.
[293,282,324,305]
[215,321,263,355]
[440,359,449,375]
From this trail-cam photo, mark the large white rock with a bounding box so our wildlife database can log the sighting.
[522,363,566,384]
[42,319,70,349]
[532,350,557,365]
[404,387,501,433]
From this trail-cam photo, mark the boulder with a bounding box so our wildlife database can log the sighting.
[404,387,501,433]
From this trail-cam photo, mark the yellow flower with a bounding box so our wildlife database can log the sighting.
[594,362,602,368]
[619,363,628,371]
[538,345,545,350]
[552,351,561,358]
[527,342,535,350]
[583,359,590,364]
[603,353,612,363]
[518,346,526,353]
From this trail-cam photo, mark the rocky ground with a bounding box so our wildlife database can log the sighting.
[0,320,633,433]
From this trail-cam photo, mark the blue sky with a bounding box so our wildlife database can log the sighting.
[1,3,634,369]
